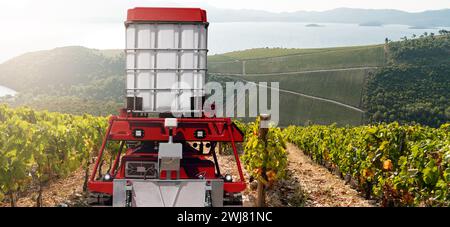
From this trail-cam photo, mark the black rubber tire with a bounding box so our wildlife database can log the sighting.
[87,192,112,206]
[224,193,243,207]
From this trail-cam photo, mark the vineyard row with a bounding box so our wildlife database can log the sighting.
[0,105,107,206]
[284,123,450,206]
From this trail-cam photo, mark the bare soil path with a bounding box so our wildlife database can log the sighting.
[286,143,376,207]
[0,167,88,207]
[218,143,375,207]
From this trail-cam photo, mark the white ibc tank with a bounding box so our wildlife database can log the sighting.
[125,8,208,114]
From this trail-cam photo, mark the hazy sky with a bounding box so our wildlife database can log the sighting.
[0,0,449,63]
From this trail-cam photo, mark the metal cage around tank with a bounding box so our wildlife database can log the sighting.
[125,8,209,115]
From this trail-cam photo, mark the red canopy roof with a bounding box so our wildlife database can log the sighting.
[127,7,207,23]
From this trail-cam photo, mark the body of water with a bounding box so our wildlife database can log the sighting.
[208,22,449,54]
[0,85,16,97]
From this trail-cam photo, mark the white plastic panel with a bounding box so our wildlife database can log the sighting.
[126,23,207,113]
[113,179,208,207]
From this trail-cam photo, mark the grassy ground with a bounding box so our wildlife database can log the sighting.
[209,60,244,74]
[226,68,373,108]
[275,92,364,127]
[215,45,385,74]
[231,89,364,127]
[209,45,384,62]
[245,47,383,74]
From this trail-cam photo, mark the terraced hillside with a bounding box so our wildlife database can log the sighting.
[208,45,386,126]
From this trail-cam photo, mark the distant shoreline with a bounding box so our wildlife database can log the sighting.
[409,26,436,29]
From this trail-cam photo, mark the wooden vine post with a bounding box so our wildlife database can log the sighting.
[256,114,271,207]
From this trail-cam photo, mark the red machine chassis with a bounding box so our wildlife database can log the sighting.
[88,113,247,195]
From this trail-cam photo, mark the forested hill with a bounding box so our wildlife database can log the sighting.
[363,31,450,127]
[0,46,124,116]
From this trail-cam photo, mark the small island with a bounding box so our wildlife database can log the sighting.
[305,23,324,27]
[359,21,383,27]
[409,26,435,29]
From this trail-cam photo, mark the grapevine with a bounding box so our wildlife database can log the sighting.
[242,117,288,185]
[284,123,450,206]
[0,105,107,206]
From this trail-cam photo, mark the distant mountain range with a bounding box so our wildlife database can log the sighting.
[206,7,450,27]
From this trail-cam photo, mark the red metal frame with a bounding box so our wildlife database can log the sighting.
[88,114,247,195]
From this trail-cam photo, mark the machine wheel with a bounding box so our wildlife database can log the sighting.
[125,189,133,207]
[87,192,112,207]
[224,193,243,207]
[205,190,213,207]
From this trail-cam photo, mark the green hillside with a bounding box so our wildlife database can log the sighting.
[209,44,386,126]
[209,72,365,127]
[209,33,450,127]
[226,68,370,108]
[0,46,123,92]
[0,46,124,115]
[210,45,385,74]
[209,45,389,62]
[1,32,448,127]
[0,45,387,123]
[208,46,366,62]
[235,91,365,126]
